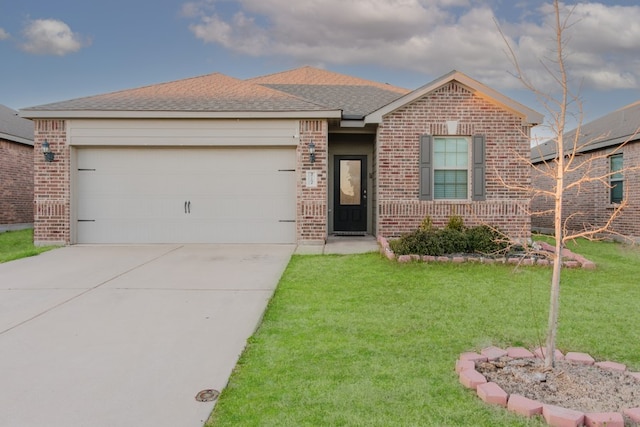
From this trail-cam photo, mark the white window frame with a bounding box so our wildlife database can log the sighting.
[609,153,623,204]
[432,136,471,200]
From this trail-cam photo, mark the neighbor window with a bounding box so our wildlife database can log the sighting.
[610,153,623,204]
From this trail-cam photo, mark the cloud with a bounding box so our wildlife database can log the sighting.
[184,1,640,91]
[0,28,9,40]
[21,19,88,56]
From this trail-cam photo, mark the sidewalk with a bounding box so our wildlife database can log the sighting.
[295,235,379,255]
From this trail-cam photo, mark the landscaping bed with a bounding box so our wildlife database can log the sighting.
[378,216,596,269]
[378,236,596,269]
[459,347,640,426]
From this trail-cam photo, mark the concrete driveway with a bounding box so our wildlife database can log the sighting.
[0,244,294,427]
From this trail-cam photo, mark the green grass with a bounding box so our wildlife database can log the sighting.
[207,239,640,426]
[0,229,58,263]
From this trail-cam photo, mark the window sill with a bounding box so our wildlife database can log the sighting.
[431,199,472,203]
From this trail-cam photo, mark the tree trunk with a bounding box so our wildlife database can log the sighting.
[545,200,562,368]
[544,0,567,370]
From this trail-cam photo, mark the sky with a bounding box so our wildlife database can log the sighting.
[1,0,640,141]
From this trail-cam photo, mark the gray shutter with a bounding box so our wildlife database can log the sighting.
[419,134,432,200]
[472,135,486,201]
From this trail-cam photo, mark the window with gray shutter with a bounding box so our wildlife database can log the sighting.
[471,135,486,201]
[419,134,432,200]
[419,134,485,201]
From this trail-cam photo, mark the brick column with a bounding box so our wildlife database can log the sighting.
[297,120,328,244]
[33,120,70,246]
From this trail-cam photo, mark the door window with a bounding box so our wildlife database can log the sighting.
[339,160,361,205]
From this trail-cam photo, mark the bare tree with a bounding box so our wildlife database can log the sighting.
[497,0,638,369]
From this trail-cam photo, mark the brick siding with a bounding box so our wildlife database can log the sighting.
[531,140,640,240]
[33,120,70,245]
[297,119,328,243]
[32,90,537,245]
[376,81,533,240]
[0,139,34,224]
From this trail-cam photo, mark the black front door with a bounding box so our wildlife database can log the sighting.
[333,156,367,232]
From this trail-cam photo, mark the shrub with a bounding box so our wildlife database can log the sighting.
[436,228,469,254]
[466,225,507,254]
[419,215,434,232]
[446,215,465,232]
[389,230,444,256]
[388,219,509,257]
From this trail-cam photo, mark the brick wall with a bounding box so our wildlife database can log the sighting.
[376,81,532,240]
[33,120,70,245]
[297,119,328,243]
[0,139,34,224]
[531,140,640,240]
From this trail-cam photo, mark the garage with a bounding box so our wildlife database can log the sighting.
[75,146,297,244]
[22,70,345,247]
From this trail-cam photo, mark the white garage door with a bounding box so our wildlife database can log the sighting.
[75,147,297,244]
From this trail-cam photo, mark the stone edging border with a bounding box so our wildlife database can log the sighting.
[377,236,596,269]
[457,346,640,426]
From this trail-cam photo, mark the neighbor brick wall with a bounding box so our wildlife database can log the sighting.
[33,120,70,245]
[376,81,532,240]
[0,139,34,224]
[531,140,640,240]
[297,119,328,243]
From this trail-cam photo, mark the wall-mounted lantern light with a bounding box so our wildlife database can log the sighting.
[42,140,55,162]
[309,141,316,164]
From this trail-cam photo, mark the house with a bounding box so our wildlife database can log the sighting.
[0,104,34,230]
[531,101,640,241]
[20,67,542,246]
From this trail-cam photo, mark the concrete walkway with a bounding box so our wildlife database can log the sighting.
[295,235,380,255]
[0,244,293,427]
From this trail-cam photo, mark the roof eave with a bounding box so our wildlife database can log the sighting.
[20,109,343,120]
[0,132,34,146]
[531,134,640,164]
[365,70,544,126]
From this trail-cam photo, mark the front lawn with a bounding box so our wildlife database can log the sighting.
[208,239,640,426]
[0,229,58,263]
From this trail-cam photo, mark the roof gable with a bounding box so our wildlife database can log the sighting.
[365,70,544,125]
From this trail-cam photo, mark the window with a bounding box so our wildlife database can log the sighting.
[610,153,623,204]
[419,134,485,201]
[434,137,468,199]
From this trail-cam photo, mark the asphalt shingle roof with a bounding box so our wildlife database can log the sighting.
[21,66,411,118]
[249,66,410,117]
[0,104,34,145]
[248,66,409,94]
[261,84,406,118]
[22,73,330,113]
[532,101,640,162]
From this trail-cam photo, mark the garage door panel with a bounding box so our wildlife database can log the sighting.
[193,195,294,221]
[76,148,296,244]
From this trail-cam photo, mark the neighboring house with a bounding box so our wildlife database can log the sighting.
[531,101,640,241]
[20,67,542,246]
[0,104,34,229]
